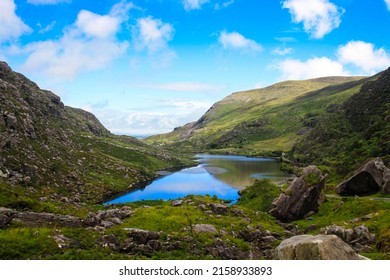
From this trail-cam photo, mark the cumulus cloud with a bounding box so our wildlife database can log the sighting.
[21,1,133,80]
[276,57,348,80]
[133,16,174,53]
[338,41,390,74]
[0,0,31,43]
[182,0,209,11]
[219,31,262,52]
[276,40,390,80]
[282,0,344,39]
[27,0,71,5]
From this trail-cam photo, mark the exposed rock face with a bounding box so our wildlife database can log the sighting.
[276,235,366,260]
[269,166,326,222]
[13,212,83,228]
[84,207,132,228]
[0,207,17,229]
[336,159,390,195]
[124,228,160,244]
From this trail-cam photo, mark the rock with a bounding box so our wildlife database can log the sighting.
[327,225,375,245]
[269,166,326,222]
[124,228,160,244]
[14,211,83,228]
[100,220,115,228]
[98,234,120,251]
[193,224,218,234]
[171,200,183,207]
[336,159,388,195]
[209,203,228,214]
[276,235,366,260]
[53,235,79,249]
[0,207,17,228]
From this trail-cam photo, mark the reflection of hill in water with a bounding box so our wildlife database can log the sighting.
[199,156,289,189]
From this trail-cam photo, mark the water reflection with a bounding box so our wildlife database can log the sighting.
[105,154,289,204]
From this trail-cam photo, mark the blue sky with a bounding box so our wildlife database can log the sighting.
[1,0,390,136]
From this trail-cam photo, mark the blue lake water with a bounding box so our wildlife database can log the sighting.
[104,154,289,205]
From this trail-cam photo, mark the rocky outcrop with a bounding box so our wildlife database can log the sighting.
[336,159,390,195]
[193,224,218,234]
[13,212,83,228]
[269,166,326,222]
[323,225,375,252]
[275,235,366,260]
[0,207,17,229]
[83,207,132,228]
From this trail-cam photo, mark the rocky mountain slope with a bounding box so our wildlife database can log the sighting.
[146,76,366,155]
[0,61,186,205]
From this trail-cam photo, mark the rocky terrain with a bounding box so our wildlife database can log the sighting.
[0,61,389,260]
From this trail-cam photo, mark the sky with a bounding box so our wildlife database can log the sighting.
[1,0,390,136]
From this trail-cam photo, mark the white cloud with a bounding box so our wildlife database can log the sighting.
[273,47,293,56]
[133,16,174,53]
[21,2,133,80]
[215,0,234,10]
[182,0,209,11]
[27,0,71,5]
[386,0,390,10]
[338,41,390,74]
[0,0,31,43]
[276,57,348,80]
[76,10,120,39]
[38,21,56,34]
[219,31,262,52]
[282,0,344,39]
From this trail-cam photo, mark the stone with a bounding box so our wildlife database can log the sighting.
[14,211,83,228]
[209,203,228,214]
[323,225,375,248]
[53,235,78,249]
[276,235,366,260]
[101,220,115,228]
[171,200,183,207]
[336,159,387,195]
[193,224,218,234]
[124,228,160,244]
[269,165,326,222]
[98,234,120,251]
[0,207,17,229]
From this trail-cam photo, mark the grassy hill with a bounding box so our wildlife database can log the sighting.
[146,76,366,156]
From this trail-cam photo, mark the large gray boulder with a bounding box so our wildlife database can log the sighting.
[336,159,390,195]
[269,166,326,222]
[276,235,366,260]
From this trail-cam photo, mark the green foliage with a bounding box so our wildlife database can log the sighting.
[236,179,281,212]
[303,173,321,186]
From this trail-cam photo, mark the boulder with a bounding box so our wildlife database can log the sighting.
[276,235,366,260]
[269,166,326,222]
[98,234,120,252]
[336,159,388,195]
[124,228,160,244]
[0,207,17,228]
[209,203,228,214]
[323,225,375,251]
[53,235,79,249]
[193,224,218,234]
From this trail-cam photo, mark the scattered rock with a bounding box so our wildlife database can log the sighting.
[0,207,17,228]
[98,234,120,252]
[336,159,389,195]
[14,211,83,228]
[323,225,375,251]
[209,203,228,214]
[171,200,183,207]
[193,224,218,234]
[124,228,160,244]
[269,165,326,222]
[53,234,79,249]
[276,234,366,260]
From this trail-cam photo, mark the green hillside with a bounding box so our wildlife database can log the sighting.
[146,76,366,156]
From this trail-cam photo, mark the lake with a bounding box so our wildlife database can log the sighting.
[104,154,289,204]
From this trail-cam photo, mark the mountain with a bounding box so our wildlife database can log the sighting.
[0,61,186,205]
[146,76,367,155]
[290,67,390,180]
